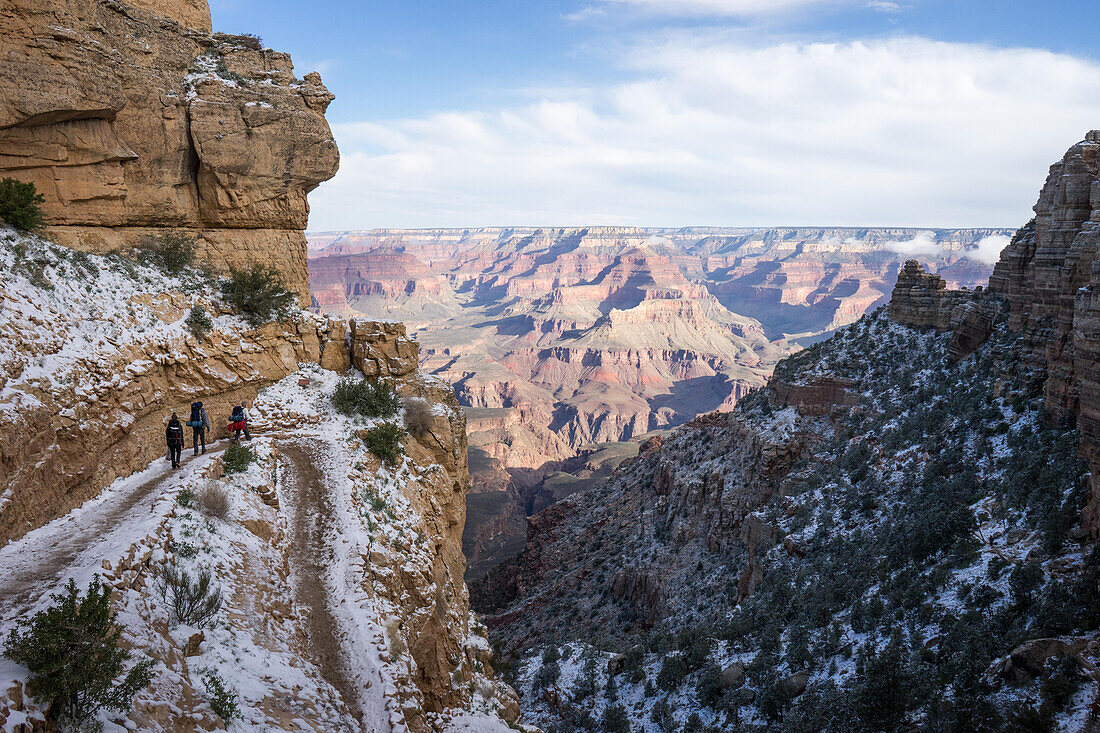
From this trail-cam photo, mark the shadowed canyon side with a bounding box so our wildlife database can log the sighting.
[472,134,1100,732]
[0,0,339,301]
[307,226,1003,578]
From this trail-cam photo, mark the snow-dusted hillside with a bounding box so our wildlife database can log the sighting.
[492,310,1100,732]
[0,231,522,732]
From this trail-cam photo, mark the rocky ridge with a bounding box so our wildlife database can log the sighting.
[0,0,338,301]
[986,130,1100,538]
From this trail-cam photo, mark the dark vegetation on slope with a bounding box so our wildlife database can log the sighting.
[509,311,1099,732]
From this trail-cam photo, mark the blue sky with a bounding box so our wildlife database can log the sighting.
[210,0,1100,230]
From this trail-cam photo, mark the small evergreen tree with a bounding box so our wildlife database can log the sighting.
[136,231,196,274]
[0,177,46,230]
[601,704,630,733]
[222,443,255,474]
[185,305,213,338]
[219,263,295,326]
[362,422,407,465]
[4,576,153,727]
[332,378,401,418]
[201,670,240,723]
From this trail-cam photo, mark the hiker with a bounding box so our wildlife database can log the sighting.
[166,413,184,468]
[239,400,253,441]
[188,401,209,455]
[229,403,246,443]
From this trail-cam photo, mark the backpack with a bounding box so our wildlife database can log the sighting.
[189,402,203,428]
[167,421,183,444]
[231,405,244,421]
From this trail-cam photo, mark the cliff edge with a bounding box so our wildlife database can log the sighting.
[0,0,338,301]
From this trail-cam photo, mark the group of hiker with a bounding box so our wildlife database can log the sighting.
[164,400,253,468]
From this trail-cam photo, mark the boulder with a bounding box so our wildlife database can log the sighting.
[778,668,810,698]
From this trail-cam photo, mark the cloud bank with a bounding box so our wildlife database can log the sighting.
[309,35,1100,230]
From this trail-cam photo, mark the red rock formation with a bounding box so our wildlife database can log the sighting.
[768,376,859,416]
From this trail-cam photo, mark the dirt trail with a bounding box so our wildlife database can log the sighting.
[280,440,366,732]
[0,441,228,621]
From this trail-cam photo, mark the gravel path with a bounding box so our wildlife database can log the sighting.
[0,442,229,623]
[280,439,366,732]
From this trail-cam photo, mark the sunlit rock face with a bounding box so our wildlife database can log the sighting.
[0,0,339,301]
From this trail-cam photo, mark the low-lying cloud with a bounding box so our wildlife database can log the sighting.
[310,35,1100,230]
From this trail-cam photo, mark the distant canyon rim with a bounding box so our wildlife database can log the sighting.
[306,226,1006,581]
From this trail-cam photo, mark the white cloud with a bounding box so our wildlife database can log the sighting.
[883,232,1012,264]
[308,36,1100,230]
[564,5,607,21]
[885,231,941,257]
[866,0,904,12]
[968,234,1011,264]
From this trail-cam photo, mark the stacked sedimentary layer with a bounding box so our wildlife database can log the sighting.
[986,130,1100,536]
[0,0,338,300]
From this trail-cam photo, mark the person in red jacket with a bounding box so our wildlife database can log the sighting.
[165,413,184,468]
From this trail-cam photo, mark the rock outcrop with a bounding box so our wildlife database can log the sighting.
[0,0,338,301]
[987,131,1100,536]
[886,260,967,330]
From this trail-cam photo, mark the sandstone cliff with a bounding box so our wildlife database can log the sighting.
[0,0,338,301]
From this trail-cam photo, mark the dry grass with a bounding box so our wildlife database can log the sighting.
[197,480,231,520]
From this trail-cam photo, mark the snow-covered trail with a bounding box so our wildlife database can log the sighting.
[0,441,229,624]
[280,439,368,732]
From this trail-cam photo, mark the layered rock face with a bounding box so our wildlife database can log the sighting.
[309,226,1003,578]
[0,0,338,301]
[0,236,349,548]
[987,131,1100,536]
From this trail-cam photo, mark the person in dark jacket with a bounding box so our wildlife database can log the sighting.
[166,413,184,468]
[188,401,209,455]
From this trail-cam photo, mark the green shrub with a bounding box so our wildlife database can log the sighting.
[656,653,688,691]
[601,705,630,733]
[333,378,401,418]
[222,443,255,474]
[0,177,45,231]
[177,487,194,508]
[185,305,213,338]
[201,670,240,722]
[137,231,196,273]
[219,263,296,326]
[4,577,153,727]
[362,422,407,465]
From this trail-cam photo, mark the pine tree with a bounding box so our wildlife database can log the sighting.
[4,576,153,727]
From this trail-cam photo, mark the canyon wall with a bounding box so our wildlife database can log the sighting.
[308,226,1004,579]
[0,0,338,301]
[987,130,1100,537]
